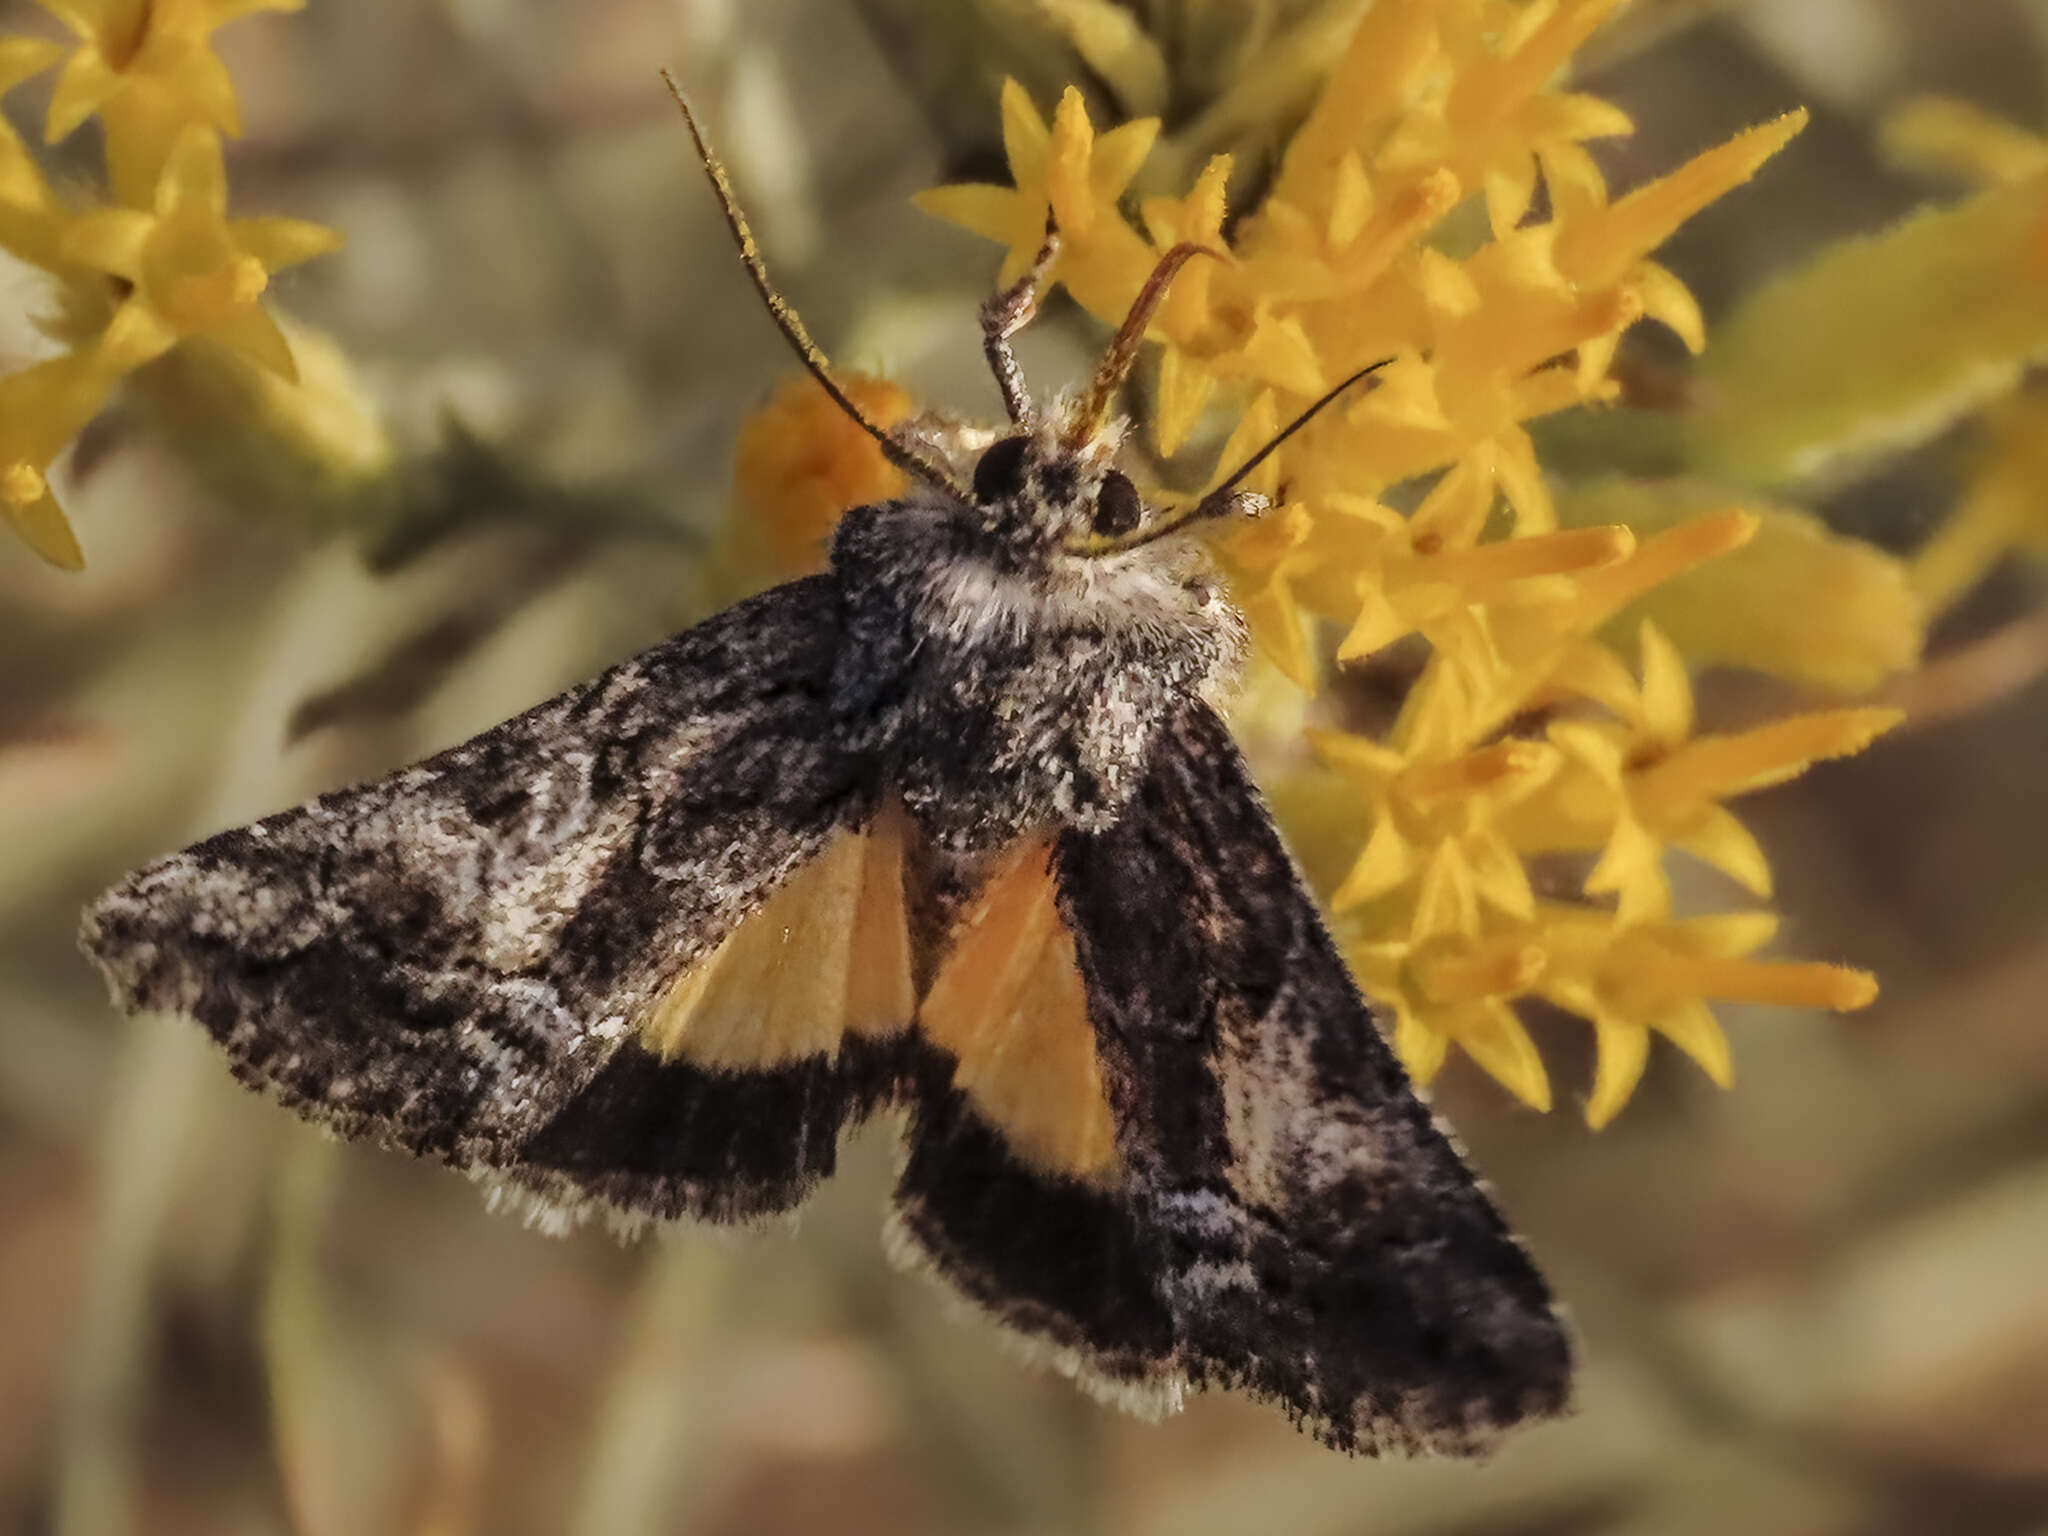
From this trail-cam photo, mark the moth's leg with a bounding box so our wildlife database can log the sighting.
[981,215,1061,425]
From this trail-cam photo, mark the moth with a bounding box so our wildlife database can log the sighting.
[79,85,1571,1456]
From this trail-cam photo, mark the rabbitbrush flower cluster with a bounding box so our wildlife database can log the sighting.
[749,0,1927,1126]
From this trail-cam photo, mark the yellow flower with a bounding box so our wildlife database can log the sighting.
[913,80,1157,318]
[1350,929,1553,1113]
[1532,908,1876,1129]
[1316,730,1560,925]
[719,373,912,598]
[0,346,125,567]
[33,0,302,205]
[61,123,340,381]
[1509,622,1904,924]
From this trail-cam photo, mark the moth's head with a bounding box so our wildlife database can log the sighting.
[965,426,1155,555]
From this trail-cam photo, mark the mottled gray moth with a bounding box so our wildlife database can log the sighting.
[79,85,1571,1456]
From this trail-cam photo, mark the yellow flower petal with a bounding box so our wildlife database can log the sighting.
[1309,726,1406,780]
[1558,109,1807,288]
[1636,619,1693,744]
[1465,827,1537,919]
[164,38,241,135]
[1456,1001,1553,1112]
[1233,311,1325,395]
[1483,161,1538,240]
[210,300,299,380]
[1451,0,1626,124]
[912,182,1026,246]
[1327,151,1373,247]
[1417,248,1481,318]
[1538,141,1609,222]
[1333,815,1415,910]
[1540,638,1641,721]
[0,36,61,95]
[1548,719,1624,785]
[1675,805,1774,898]
[1584,1013,1650,1129]
[998,78,1050,184]
[1489,425,1555,533]
[1584,813,1666,921]
[1047,86,1099,238]
[1430,525,1634,594]
[1208,389,1282,497]
[1633,707,1903,808]
[2,480,85,568]
[1413,841,1480,940]
[158,121,229,218]
[1153,345,1217,456]
[1633,260,1705,353]
[1568,507,1759,630]
[1241,574,1316,689]
[1392,1007,1451,1086]
[100,298,179,369]
[1091,115,1162,201]
[232,214,343,271]
[1653,997,1733,1089]
[44,44,120,142]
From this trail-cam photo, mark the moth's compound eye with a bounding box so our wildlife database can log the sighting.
[973,436,1031,505]
[1092,470,1143,538]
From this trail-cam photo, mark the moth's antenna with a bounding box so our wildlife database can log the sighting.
[659,71,960,493]
[981,215,1061,425]
[1075,358,1393,554]
[1196,357,1393,513]
[1062,242,1220,451]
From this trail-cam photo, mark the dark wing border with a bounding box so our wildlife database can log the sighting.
[1055,701,1572,1455]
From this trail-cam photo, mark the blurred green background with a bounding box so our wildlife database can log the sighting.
[4,1,2048,1532]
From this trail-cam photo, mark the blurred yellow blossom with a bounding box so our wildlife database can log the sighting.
[719,372,912,598]
[1863,99,2048,615]
[33,0,303,203]
[63,123,340,380]
[0,0,346,568]
[0,348,121,568]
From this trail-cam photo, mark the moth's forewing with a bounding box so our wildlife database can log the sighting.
[1054,702,1573,1455]
[80,575,904,1231]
